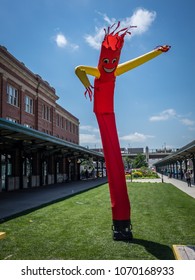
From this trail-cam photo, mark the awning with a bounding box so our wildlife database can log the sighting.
[0,118,104,161]
[154,140,195,167]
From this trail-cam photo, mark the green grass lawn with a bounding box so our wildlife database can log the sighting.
[0,182,195,260]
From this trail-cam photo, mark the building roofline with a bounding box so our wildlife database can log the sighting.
[0,45,56,94]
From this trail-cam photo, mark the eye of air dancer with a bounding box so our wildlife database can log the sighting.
[75,22,170,241]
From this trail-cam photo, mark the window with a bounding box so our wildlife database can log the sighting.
[61,117,64,128]
[46,106,51,121]
[56,113,60,126]
[42,105,44,119]
[72,123,75,134]
[7,84,19,106]
[6,117,18,123]
[56,114,63,128]
[25,96,33,114]
[66,119,68,130]
[42,104,51,121]
[24,123,33,129]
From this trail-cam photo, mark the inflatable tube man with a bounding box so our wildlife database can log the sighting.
[75,22,170,241]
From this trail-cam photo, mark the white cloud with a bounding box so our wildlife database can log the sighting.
[189,127,195,131]
[70,43,79,51]
[120,132,154,142]
[180,118,195,126]
[128,8,156,35]
[80,134,97,143]
[80,125,99,133]
[54,32,79,50]
[180,118,195,131]
[79,125,101,147]
[80,133,101,145]
[84,8,156,50]
[79,125,155,146]
[149,109,177,122]
[55,33,68,48]
[149,109,195,131]
[84,27,105,50]
[80,130,154,147]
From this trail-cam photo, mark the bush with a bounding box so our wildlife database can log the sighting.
[125,168,159,179]
[132,171,143,178]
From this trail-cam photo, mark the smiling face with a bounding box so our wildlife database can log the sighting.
[98,46,121,81]
[102,57,118,73]
[97,23,131,81]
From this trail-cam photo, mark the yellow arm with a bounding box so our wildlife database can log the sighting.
[75,65,100,88]
[115,46,170,76]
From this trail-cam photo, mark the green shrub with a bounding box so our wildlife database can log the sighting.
[125,168,159,179]
[132,171,143,178]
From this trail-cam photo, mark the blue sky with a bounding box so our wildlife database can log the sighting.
[0,0,194,150]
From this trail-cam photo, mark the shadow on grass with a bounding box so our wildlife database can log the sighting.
[131,238,175,260]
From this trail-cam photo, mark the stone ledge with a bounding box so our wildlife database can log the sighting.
[0,232,6,240]
[172,245,195,260]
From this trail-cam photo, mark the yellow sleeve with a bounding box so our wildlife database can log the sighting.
[75,65,100,88]
[115,48,165,76]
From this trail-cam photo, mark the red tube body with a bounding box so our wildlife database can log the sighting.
[94,77,131,221]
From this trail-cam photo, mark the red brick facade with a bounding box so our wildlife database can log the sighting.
[0,46,105,192]
[0,45,79,144]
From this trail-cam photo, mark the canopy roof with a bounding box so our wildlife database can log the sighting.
[154,140,195,167]
[0,118,104,161]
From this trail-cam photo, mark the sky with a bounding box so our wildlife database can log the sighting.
[0,0,195,151]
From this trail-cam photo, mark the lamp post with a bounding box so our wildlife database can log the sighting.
[161,169,164,183]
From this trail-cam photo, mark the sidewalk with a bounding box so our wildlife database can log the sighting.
[0,177,108,223]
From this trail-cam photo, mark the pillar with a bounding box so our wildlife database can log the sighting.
[192,154,195,185]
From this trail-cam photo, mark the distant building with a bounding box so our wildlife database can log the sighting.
[128,148,144,154]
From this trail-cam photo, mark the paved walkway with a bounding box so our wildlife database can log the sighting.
[0,177,108,223]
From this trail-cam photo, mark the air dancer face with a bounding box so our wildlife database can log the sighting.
[97,22,131,82]
[98,47,120,81]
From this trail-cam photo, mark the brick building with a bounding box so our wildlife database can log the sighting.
[0,46,104,191]
[0,45,79,143]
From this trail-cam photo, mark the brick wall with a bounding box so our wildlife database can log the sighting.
[0,45,79,144]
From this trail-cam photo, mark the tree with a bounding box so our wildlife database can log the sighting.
[123,156,133,170]
[80,158,94,170]
[133,153,148,168]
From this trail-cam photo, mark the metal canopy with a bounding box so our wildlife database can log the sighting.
[154,140,195,167]
[0,118,104,161]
